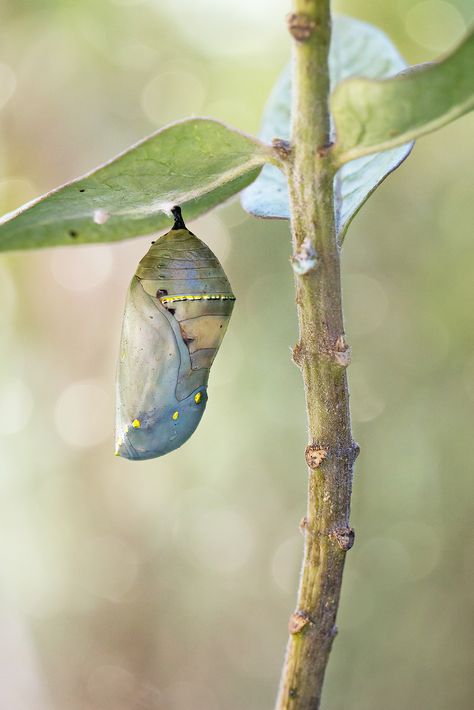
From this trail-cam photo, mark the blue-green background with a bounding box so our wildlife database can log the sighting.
[0,1,473,709]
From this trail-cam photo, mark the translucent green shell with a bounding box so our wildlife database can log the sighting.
[115,208,235,460]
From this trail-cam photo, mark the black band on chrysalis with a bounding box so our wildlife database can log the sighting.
[171,205,187,230]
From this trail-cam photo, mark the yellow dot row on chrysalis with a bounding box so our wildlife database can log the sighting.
[160,294,236,305]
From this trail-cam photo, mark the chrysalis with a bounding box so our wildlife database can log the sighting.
[115,206,235,460]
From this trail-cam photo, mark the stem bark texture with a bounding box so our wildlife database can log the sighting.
[275,2,358,708]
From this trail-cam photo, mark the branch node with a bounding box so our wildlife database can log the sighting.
[305,444,328,469]
[292,342,304,368]
[287,13,317,42]
[316,141,334,158]
[334,350,351,367]
[335,335,347,351]
[288,611,311,635]
[272,138,292,161]
[291,237,318,275]
[331,526,355,551]
[333,334,351,367]
[352,442,361,462]
[299,516,308,534]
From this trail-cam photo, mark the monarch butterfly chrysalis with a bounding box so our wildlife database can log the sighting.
[115,206,235,460]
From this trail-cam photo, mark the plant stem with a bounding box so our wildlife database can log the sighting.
[275,2,359,709]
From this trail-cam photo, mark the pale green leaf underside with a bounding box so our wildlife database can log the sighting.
[241,15,413,239]
[0,118,270,251]
[333,28,474,163]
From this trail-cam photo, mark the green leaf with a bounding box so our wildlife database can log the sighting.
[241,16,414,239]
[0,118,270,251]
[333,28,474,164]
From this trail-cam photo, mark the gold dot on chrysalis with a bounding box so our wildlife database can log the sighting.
[172,411,179,421]
[132,419,141,428]
[194,392,202,404]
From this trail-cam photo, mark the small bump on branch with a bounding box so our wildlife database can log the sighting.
[330,526,355,551]
[272,138,292,161]
[305,444,328,469]
[316,141,334,158]
[351,442,361,463]
[288,610,312,634]
[333,334,352,368]
[291,236,318,275]
[287,12,317,41]
[292,341,304,368]
[305,441,361,469]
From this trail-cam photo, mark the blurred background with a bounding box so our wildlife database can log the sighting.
[0,1,473,708]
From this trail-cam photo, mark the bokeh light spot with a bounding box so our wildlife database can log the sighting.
[349,364,386,423]
[271,535,301,594]
[337,567,376,631]
[345,273,389,337]
[438,176,474,247]
[87,664,136,707]
[0,516,68,617]
[78,535,140,601]
[54,380,111,448]
[157,0,289,57]
[49,244,113,291]
[405,1,466,52]
[463,355,474,403]
[177,507,255,574]
[109,0,149,6]
[0,263,17,329]
[164,680,219,710]
[0,62,16,111]
[0,377,34,435]
[0,177,37,214]
[357,536,412,586]
[388,521,440,580]
[141,70,206,126]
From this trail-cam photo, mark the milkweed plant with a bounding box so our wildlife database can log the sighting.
[0,2,472,708]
